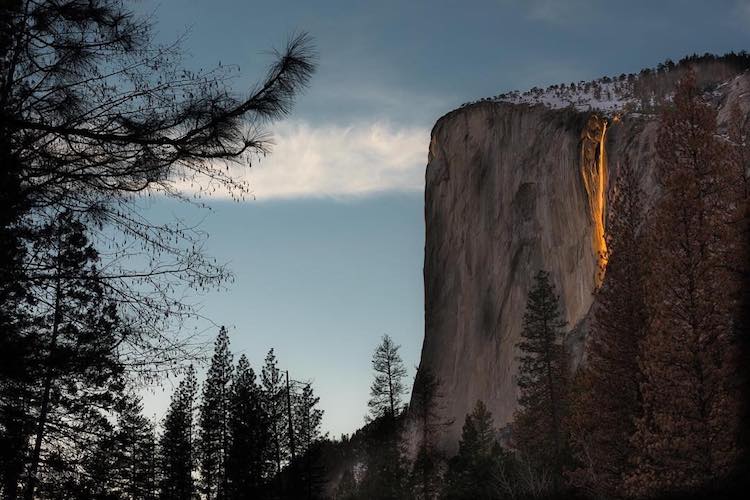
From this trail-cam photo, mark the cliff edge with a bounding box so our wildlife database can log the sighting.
[415,70,750,451]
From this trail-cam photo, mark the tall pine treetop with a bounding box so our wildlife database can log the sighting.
[198,326,233,500]
[368,334,408,420]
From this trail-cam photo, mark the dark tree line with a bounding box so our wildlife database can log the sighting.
[157,329,325,500]
[7,326,328,500]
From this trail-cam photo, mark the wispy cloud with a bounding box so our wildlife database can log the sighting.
[177,120,430,201]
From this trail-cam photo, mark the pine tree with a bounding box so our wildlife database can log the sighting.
[567,164,647,499]
[80,417,119,497]
[513,270,568,495]
[443,401,511,500]
[159,366,197,500]
[113,393,158,500]
[358,335,409,499]
[409,367,451,500]
[294,383,323,456]
[199,327,234,500]
[368,335,407,420]
[262,349,288,486]
[0,189,33,500]
[625,73,743,497]
[227,354,268,499]
[23,213,126,500]
[293,383,325,499]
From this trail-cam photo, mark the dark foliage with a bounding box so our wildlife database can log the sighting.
[227,354,268,499]
[158,366,197,500]
[513,271,569,495]
[199,327,233,499]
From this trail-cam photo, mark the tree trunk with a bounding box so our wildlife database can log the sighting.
[24,242,63,500]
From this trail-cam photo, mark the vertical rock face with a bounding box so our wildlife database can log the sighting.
[416,74,750,451]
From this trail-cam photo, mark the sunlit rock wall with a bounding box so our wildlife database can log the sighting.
[414,73,750,452]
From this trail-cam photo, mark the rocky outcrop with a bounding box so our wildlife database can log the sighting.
[415,73,750,452]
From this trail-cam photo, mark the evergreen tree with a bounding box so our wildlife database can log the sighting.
[80,417,119,498]
[513,270,568,495]
[52,412,118,499]
[159,366,198,500]
[262,349,288,487]
[293,383,325,499]
[567,164,647,499]
[0,186,33,500]
[368,335,407,420]
[0,308,34,500]
[443,401,511,500]
[199,327,234,500]
[409,367,451,500]
[227,354,268,499]
[113,393,158,500]
[294,383,324,457]
[358,335,409,499]
[23,213,126,500]
[625,73,743,497]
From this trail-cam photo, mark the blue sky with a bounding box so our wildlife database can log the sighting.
[138,0,750,436]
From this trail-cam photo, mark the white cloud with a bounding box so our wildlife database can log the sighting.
[177,120,430,201]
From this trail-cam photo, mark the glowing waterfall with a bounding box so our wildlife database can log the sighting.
[581,115,609,286]
[596,120,608,269]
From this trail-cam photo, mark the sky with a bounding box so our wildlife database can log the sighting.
[137,0,750,436]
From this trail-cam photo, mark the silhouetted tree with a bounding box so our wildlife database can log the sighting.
[199,327,234,500]
[45,412,118,499]
[0,276,34,500]
[513,270,569,495]
[357,335,410,499]
[23,213,126,500]
[293,383,325,499]
[295,383,324,457]
[443,401,513,500]
[368,335,407,420]
[262,349,288,490]
[113,393,158,499]
[79,417,119,498]
[159,366,198,500]
[227,354,268,499]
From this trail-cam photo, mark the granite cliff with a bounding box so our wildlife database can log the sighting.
[413,67,750,451]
